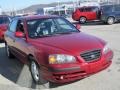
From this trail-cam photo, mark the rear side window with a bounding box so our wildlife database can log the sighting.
[102,6,113,12]
[9,20,18,32]
[85,7,92,12]
[115,6,120,11]
[79,8,84,12]
[80,7,99,12]
[91,7,99,12]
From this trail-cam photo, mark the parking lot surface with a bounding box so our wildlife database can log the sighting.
[0,21,120,90]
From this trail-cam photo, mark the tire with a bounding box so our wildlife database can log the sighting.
[5,44,14,58]
[79,17,87,24]
[107,17,115,25]
[29,57,48,85]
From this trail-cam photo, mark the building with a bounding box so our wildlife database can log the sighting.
[78,0,120,4]
[43,4,74,17]
[4,0,120,16]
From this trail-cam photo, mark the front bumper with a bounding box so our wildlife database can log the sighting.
[43,51,113,83]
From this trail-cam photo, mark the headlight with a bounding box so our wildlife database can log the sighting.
[49,54,76,64]
[103,44,111,54]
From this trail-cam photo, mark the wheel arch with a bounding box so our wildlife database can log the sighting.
[107,16,116,25]
[107,16,116,20]
[80,16,87,20]
[27,54,40,68]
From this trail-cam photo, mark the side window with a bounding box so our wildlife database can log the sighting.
[91,7,99,12]
[16,20,24,33]
[85,7,98,12]
[115,6,120,12]
[9,20,18,32]
[79,8,84,12]
[85,8,91,12]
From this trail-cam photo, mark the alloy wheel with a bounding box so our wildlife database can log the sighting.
[80,17,86,24]
[31,61,40,82]
[107,17,114,25]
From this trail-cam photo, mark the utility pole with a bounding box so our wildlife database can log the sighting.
[76,0,79,7]
[73,0,75,11]
[57,1,60,16]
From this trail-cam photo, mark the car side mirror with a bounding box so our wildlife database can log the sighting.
[76,24,81,30]
[15,31,25,38]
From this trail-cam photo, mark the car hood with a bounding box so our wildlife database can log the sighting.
[32,32,105,54]
[0,24,8,31]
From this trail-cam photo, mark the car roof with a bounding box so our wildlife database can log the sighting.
[101,4,113,7]
[17,15,59,21]
[0,15,10,17]
[101,4,120,7]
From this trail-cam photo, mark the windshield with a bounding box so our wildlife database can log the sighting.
[27,17,79,38]
[0,17,10,24]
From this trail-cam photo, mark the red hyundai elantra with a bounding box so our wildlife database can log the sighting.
[4,15,113,84]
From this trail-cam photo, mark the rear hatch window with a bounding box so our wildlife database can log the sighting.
[79,7,99,12]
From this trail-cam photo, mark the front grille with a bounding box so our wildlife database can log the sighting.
[80,49,101,62]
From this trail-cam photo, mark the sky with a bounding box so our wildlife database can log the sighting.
[0,0,71,11]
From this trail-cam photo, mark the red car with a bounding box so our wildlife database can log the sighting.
[72,6,101,23]
[5,15,113,84]
[0,15,10,41]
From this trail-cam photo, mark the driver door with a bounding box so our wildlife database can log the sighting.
[13,19,28,63]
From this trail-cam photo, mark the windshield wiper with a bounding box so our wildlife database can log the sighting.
[31,31,79,38]
[55,31,79,35]
[31,34,54,38]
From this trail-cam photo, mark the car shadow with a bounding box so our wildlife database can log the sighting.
[0,43,87,89]
[0,45,45,89]
[0,45,23,82]
[49,78,85,89]
[72,21,120,26]
[72,21,106,26]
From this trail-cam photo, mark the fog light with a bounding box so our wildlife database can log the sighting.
[60,76,64,80]
[49,56,56,64]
